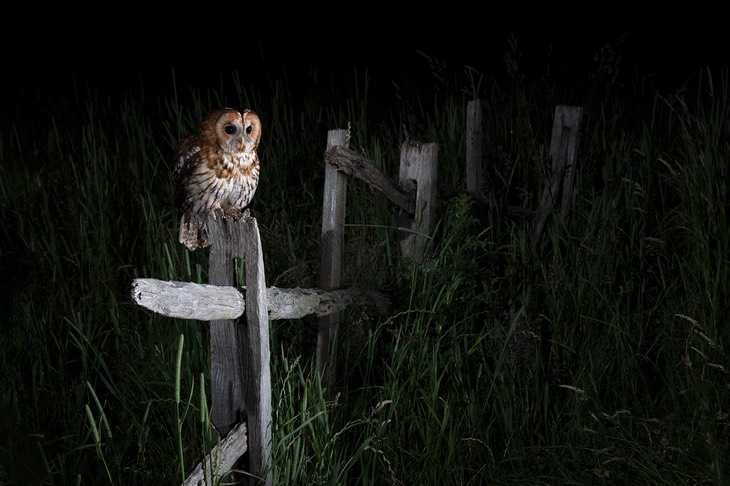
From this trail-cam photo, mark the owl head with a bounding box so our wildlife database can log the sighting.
[201,107,262,156]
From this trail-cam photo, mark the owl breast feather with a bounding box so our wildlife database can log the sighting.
[201,154,258,212]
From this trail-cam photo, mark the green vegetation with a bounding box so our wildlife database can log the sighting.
[1,38,728,485]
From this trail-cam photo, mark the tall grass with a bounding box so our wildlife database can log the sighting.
[0,39,727,485]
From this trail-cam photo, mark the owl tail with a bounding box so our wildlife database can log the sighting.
[179,213,209,251]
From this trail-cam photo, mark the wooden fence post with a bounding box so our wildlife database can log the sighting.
[466,99,483,198]
[208,216,246,440]
[534,105,583,241]
[207,213,271,485]
[318,129,349,391]
[398,140,438,263]
[241,215,272,486]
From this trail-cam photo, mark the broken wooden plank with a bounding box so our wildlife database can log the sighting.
[184,421,247,486]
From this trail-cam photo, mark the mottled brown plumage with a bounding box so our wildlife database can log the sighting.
[173,107,261,250]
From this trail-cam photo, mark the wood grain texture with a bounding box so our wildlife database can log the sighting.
[325,145,415,213]
[184,422,247,486]
[131,279,390,321]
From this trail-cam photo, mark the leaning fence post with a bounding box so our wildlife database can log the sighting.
[318,129,349,391]
[398,140,438,263]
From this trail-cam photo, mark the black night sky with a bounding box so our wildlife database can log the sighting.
[4,21,727,109]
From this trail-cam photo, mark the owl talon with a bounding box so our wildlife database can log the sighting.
[225,207,244,220]
[211,206,224,222]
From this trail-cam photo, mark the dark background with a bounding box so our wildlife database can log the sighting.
[4,21,726,108]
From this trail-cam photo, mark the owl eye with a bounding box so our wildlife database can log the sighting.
[224,125,237,135]
[245,125,253,135]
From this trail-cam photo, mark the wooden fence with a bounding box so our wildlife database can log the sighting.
[131,101,582,485]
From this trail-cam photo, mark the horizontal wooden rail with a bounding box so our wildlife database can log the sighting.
[131,278,390,321]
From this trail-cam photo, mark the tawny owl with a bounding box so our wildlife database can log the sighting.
[173,107,262,250]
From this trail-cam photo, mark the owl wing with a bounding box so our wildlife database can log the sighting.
[172,134,202,214]
[173,133,200,175]
[172,134,209,250]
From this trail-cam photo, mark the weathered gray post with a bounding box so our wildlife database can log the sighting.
[241,215,271,486]
[207,214,271,485]
[534,105,583,241]
[207,216,246,439]
[318,129,349,391]
[398,140,438,263]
